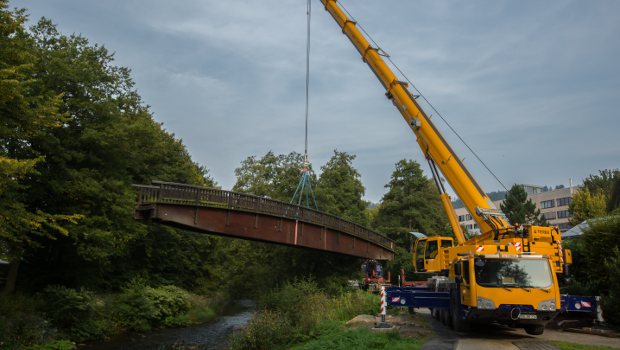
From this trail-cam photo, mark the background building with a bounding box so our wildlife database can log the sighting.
[455,185,577,235]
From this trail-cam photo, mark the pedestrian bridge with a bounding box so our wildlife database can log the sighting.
[134,182,394,260]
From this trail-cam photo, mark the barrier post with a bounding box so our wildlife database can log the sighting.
[374,286,391,328]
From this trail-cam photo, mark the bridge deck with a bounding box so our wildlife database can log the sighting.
[134,182,394,260]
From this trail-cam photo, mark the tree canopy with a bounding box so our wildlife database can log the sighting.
[500,184,547,226]
[315,150,368,226]
[373,159,449,248]
[1,4,216,292]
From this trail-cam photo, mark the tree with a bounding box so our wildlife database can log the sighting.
[373,160,449,248]
[0,3,82,294]
[233,151,313,202]
[569,188,607,225]
[14,16,214,290]
[315,150,368,226]
[582,169,620,198]
[607,177,620,213]
[500,184,547,226]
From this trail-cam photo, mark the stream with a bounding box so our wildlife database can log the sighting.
[80,300,255,350]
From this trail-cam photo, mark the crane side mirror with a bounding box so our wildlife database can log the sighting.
[454,262,462,276]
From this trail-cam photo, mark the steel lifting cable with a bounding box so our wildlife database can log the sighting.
[338,1,509,192]
[289,0,318,210]
[304,0,311,163]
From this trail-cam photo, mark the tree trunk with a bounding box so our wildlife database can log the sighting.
[2,252,21,295]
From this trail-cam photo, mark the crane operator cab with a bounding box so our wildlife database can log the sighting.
[411,232,454,273]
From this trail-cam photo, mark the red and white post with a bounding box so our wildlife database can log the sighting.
[380,286,387,319]
[375,286,391,328]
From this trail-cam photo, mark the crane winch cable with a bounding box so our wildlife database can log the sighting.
[338,1,509,192]
[289,0,318,209]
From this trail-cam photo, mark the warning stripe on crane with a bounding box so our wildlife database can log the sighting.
[515,242,522,252]
[558,242,564,264]
[476,246,484,253]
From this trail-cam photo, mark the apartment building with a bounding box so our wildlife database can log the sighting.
[454,185,577,235]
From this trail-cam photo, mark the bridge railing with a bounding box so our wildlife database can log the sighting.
[134,181,394,251]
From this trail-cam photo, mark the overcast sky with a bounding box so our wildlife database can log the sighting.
[17,0,620,202]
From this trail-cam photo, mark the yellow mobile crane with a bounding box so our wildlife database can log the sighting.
[321,0,595,334]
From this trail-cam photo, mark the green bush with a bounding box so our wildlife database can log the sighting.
[231,279,382,349]
[113,280,192,331]
[40,285,112,341]
[26,339,76,350]
[41,286,96,329]
[0,312,56,349]
[229,309,292,350]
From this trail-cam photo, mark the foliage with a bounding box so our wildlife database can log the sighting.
[230,150,364,297]
[550,341,618,350]
[315,150,368,226]
[233,151,311,201]
[500,184,547,226]
[0,312,57,350]
[230,309,293,350]
[576,216,620,323]
[373,159,449,248]
[26,340,76,350]
[581,169,620,198]
[0,0,84,294]
[113,280,192,331]
[230,279,378,350]
[290,321,423,350]
[41,286,97,331]
[0,4,216,292]
[569,188,607,225]
[607,177,620,213]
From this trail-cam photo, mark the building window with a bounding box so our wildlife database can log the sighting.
[543,212,557,220]
[557,197,572,207]
[557,210,570,219]
[540,200,555,209]
[558,223,572,231]
[458,214,473,222]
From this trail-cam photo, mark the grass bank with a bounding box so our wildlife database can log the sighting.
[550,341,619,350]
[229,279,426,350]
[0,281,225,350]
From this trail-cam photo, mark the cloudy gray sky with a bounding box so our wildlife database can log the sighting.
[17,0,620,202]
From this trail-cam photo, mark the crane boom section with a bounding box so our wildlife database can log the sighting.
[321,0,509,238]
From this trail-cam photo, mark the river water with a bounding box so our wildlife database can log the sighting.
[81,300,255,350]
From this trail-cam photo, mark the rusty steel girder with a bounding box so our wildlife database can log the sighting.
[134,182,394,260]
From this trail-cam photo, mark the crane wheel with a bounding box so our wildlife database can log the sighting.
[450,291,470,332]
[524,325,545,335]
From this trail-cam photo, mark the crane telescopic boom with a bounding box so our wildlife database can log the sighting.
[321,0,510,244]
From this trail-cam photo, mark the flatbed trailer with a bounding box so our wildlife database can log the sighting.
[387,285,599,326]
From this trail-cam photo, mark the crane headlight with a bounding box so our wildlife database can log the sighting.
[477,296,496,310]
[538,299,556,311]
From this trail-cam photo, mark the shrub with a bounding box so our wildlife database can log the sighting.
[229,309,292,350]
[41,286,97,329]
[26,339,76,350]
[113,280,192,331]
[231,278,382,349]
[0,312,56,349]
[40,286,111,341]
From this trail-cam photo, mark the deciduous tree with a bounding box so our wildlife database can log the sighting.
[569,189,607,225]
